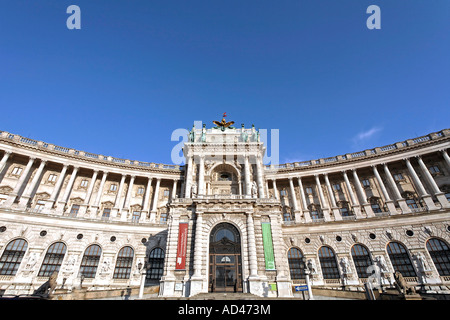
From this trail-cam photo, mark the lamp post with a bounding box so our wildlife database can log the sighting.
[138,261,147,299]
[301,257,314,300]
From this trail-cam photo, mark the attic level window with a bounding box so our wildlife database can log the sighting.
[48,174,57,182]
[12,167,22,175]
[219,172,232,181]
[429,166,440,174]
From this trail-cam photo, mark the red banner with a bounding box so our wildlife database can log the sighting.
[175,223,188,270]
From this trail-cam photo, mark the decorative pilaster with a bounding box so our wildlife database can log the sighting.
[272,179,279,200]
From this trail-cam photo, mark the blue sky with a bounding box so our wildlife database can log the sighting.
[1,1,449,165]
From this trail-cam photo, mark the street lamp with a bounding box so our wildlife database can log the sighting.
[138,261,147,299]
[301,257,314,300]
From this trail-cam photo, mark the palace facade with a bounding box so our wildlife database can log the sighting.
[0,122,449,298]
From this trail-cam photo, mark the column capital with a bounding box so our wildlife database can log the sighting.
[40,159,48,165]
[92,169,99,174]
[28,157,36,162]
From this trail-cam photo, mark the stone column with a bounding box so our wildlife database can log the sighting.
[190,212,205,295]
[45,164,68,209]
[150,178,161,222]
[244,156,251,198]
[352,169,375,218]
[79,170,98,217]
[297,177,311,223]
[315,174,331,221]
[121,175,136,221]
[288,178,301,222]
[405,158,438,210]
[382,163,411,214]
[18,160,47,208]
[372,165,398,214]
[324,173,342,221]
[84,170,98,205]
[442,149,450,169]
[4,157,35,206]
[416,156,449,208]
[0,151,11,174]
[246,212,259,278]
[184,156,193,198]
[91,171,108,217]
[256,156,265,198]
[198,156,205,198]
[57,166,79,214]
[342,171,362,218]
[112,174,126,218]
[171,179,178,200]
[272,179,279,200]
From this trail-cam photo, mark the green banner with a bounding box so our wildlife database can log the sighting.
[261,222,276,270]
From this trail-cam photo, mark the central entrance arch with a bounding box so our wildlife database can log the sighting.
[209,222,243,293]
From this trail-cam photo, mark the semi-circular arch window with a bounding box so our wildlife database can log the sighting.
[79,244,102,278]
[113,246,134,279]
[38,242,67,277]
[0,238,28,276]
[426,238,450,276]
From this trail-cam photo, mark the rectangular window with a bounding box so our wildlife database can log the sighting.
[429,166,440,174]
[339,207,349,217]
[160,212,167,223]
[406,199,418,209]
[332,183,341,191]
[280,190,287,196]
[12,167,22,175]
[80,179,89,187]
[35,200,46,211]
[137,187,144,195]
[362,179,370,187]
[48,174,57,182]
[70,205,80,217]
[371,204,382,213]
[163,190,170,197]
[102,208,111,220]
[132,211,141,223]
[110,184,117,191]
[305,187,313,194]
[393,173,404,181]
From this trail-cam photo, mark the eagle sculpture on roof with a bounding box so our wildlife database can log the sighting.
[213,112,235,131]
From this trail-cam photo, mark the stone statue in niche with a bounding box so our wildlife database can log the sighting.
[251,181,258,197]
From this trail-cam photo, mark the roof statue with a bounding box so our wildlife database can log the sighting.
[213,112,235,131]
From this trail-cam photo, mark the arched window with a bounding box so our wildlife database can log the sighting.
[79,244,102,278]
[38,242,67,277]
[113,246,134,279]
[287,248,306,280]
[146,248,165,281]
[0,239,28,276]
[351,244,373,278]
[386,242,416,277]
[318,246,340,279]
[426,238,450,276]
